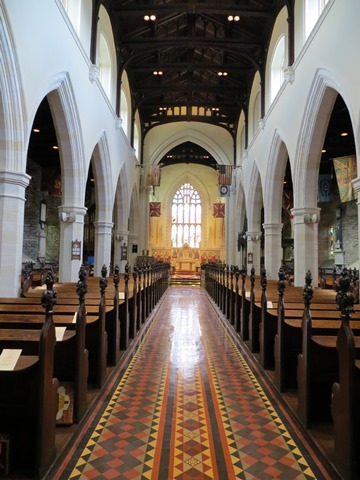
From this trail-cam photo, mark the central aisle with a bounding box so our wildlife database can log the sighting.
[56,286,335,479]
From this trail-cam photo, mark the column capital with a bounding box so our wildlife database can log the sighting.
[94,221,114,233]
[115,229,129,242]
[290,207,320,224]
[0,170,31,200]
[262,222,283,235]
[246,231,262,241]
[58,206,87,223]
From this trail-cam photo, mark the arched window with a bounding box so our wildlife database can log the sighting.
[99,33,111,99]
[270,35,285,102]
[171,183,201,248]
[252,91,261,135]
[329,223,335,259]
[61,0,81,34]
[133,123,139,158]
[305,0,329,39]
[120,90,129,137]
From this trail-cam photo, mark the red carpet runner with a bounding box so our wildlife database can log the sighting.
[55,286,335,479]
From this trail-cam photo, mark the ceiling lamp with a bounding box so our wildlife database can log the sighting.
[144,14,156,21]
[228,15,240,22]
[340,132,348,136]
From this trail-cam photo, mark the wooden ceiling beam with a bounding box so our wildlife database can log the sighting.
[114,6,272,18]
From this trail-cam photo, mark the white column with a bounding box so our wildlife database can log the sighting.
[226,186,236,265]
[263,222,283,280]
[138,186,152,255]
[114,229,129,273]
[58,206,87,282]
[94,220,114,276]
[246,231,262,275]
[0,171,30,296]
[291,207,320,286]
[352,177,360,269]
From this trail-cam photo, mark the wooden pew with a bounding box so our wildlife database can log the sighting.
[297,269,360,429]
[331,315,360,480]
[257,270,338,370]
[272,270,359,392]
[0,267,108,388]
[0,293,58,479]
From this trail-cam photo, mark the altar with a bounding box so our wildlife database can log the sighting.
[172,243,198,272]
[149,245,221,271]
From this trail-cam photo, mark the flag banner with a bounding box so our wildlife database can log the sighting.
[149,202,161,217]
[146,165,161,187]
[219,184,230,197]
[217,165,233,185]
[282,190,293,212]
[213,203,225,218]
[333,155,357,202]
[318,174,332,202]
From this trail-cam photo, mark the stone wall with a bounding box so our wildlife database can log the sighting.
[24,159,61,264]
[318,187,358,268]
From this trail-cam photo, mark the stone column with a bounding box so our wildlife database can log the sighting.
[114,229,129,273]
[225,186,236,265]
[94,220,114,276]
[58,206,87,282]
[352,177,360,268]
[246,231,262,275]
[138,186,152,255]
[291,207,320,286]
[263,222,283,280]
[0,171,30,296]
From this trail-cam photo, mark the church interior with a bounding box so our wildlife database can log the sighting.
[0,0,360,479]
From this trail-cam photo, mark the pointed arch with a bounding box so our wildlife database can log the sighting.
[235,175,247,233]
[149,128,232,166]
[263,130,290,223]
[91,132,114,223]
[114,163,130,231]
[128,184,139,238]
[44,72,86,207]
[245,160,263,229]
[0,5,26,171]
[294,68,341,208]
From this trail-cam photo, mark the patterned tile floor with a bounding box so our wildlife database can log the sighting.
[52,286,338,480]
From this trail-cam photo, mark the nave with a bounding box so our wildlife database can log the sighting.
[50,286,339,480]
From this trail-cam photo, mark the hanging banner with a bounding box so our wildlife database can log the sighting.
[149,202,161,217]
[213,203,225,218]
[217,165,233,185]
[318,174,332,202]
[146,165,161,187]
[333,155,357,202]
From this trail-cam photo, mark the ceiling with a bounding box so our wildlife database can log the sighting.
[27,1,356,177]
[112,0,284,144]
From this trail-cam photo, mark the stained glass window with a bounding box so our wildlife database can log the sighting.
[329,224,334,259]
[171,183,201,247]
